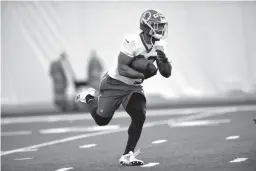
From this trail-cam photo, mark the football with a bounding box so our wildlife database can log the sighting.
[129,55,158,79]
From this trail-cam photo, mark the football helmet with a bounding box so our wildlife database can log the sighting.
[140,9,168,40]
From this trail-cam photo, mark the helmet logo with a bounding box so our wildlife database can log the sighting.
[143,11,151,21]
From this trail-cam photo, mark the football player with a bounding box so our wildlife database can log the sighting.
[75,9,172,166]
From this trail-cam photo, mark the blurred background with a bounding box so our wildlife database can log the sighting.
[1,1,256,116]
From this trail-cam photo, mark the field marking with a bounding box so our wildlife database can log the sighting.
[1,130,32,136]
[55,167,74,171]
[79,144,97,148]
[14,157,33,160]
[1,108,200,125]
[229,158,248,163]
[3,105,256,125]
[169,119,230,127]
[141,162,160,167]
[1,106,255,156]
[19,148,38,152]
[226,135,240,140]
[152,140,167,144]
[1,127,128,156]
[39,125,120,134]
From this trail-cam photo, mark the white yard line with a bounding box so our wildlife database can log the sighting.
[39,125,120,134]
[229,158,248,163]
[55,167,74,171]
[79,144,97,148]
[1,106,248,156]
[169,119,230,127]
[1,130,32,136]
[14,157,33,160]
[3,105,255,125]
[225,135,240,140]
[18,148,38,152]
[141,162,160,167]
[152,140,167,144]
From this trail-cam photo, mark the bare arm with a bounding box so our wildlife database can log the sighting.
[117,52,144,79]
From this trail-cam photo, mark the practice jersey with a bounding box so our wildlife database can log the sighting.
[108,32,167,86]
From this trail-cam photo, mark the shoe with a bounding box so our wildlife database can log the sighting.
[119,149,144,166]
[75,87,96,104]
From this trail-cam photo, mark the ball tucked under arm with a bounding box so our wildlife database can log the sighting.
[129,55,158,79]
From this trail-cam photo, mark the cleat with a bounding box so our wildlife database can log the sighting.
[75,87,96,104]
[119,149,144,166]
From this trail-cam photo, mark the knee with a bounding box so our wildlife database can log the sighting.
[94,114,112,126]
[95,117,111,126]
[95,119,110,126]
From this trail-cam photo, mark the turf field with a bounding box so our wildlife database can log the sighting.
[1,105,256,171]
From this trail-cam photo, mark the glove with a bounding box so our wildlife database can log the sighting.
[155,50,172,78]
[156,50,168,63]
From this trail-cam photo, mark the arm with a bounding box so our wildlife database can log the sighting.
[156,60,172,78]
[156,50,172,78]
[117,52,145,79]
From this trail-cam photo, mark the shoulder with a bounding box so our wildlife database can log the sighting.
[123,32,141,46]
[120,32,142,57]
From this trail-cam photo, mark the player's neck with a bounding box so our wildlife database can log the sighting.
[142,32,155,46]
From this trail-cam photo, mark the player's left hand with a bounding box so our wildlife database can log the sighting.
[156,50,168,63]
[155,50,172,78]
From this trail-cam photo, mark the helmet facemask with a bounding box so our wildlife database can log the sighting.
[146,20,168,40]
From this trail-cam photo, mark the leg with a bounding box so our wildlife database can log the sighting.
[86,96,112,126]
[76,74,123,126]
[87,93,122,126]
[123,93,146,155]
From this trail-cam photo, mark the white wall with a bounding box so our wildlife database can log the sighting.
[1,1,256,104]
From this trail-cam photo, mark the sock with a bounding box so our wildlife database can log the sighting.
[123,145,135,155]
